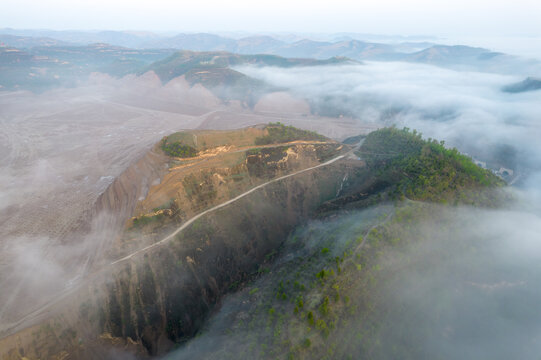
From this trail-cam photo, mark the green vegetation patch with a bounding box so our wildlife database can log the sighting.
[359,127,504,204]
[161,135,198,158]
[168,128,509,359]
[177,196,511,359]
[255,122,327,145]
[315,144,340,162]
[131,212,166,229]
[172,205,392,359]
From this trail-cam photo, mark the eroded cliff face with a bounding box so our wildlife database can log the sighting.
[97,162,356,356]
[80,144,170,270]
[92,146,168,224]
[112,131,344,260]
[0,128,366,359]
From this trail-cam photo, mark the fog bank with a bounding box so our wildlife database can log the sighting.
[239,61,541,187]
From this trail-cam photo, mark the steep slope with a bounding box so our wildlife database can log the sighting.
[0,124,363,359]
[163,127,506,359]
[111,123,347,260]
[0,126,506,359]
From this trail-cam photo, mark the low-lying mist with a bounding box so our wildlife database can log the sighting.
[166,197,541,359]
[0,77,203,329]
[0,72,368,335]
[163,60,541,359]
[238,61,541,185]
[2,51,541,358]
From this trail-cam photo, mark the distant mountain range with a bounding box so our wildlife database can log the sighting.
[143,51,353,83]
[0,42,352,100]
[502,77,541,93]
[139,51,352,105]
[1,29,540,95]
[0,33,74,48]
[0,29,160,48]
[2,29,540,77]
[0,43,175,91]
[0,28,437,48]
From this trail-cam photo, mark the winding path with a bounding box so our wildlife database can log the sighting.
[111,152,346,265]
[1,145,354,339]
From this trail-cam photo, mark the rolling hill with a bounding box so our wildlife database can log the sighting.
[2,29,539,76]
[141,50,353,83]
[138,51,353,105]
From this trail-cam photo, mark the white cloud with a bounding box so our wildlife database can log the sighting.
[239,61,541,182]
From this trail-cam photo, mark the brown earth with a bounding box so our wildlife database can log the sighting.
[0,125,367,359]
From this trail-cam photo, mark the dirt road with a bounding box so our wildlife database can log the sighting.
[0,142,356,339]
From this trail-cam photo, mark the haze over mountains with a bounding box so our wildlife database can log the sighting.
[0,28,438,49]
[2,24,541,359]
[503,77,541,93]
[2,29,540,79]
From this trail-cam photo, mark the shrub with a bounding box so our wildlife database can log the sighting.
[161,137,198,158]
[319,296,329,316]
[307,311,315,326]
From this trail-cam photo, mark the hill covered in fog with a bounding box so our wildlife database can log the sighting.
[502,77,541,93]
[2,27,541,360]
[2,29,540,83]
[0,125,509,359]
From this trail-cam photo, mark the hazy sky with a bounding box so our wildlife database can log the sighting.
[2,0,541,36]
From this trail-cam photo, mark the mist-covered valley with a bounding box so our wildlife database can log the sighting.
[1,21,541,360]
[238,61,541,182]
